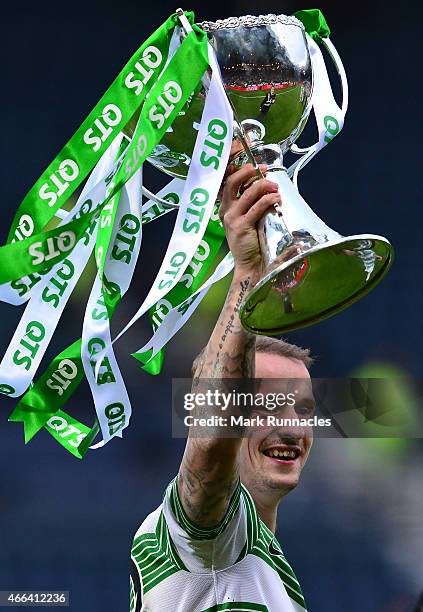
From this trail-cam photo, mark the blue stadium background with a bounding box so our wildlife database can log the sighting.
[0,0,422,610]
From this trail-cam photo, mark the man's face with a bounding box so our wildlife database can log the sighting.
[239,352,314,498]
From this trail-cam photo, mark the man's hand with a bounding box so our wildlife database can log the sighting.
[220,163,281,275]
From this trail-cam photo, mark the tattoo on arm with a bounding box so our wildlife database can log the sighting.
[179,273,256,527]
[178,455,240,526]
[196,276,256,379]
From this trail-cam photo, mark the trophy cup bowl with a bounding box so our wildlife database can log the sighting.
[149,14,313,177]
[146,13,393,334]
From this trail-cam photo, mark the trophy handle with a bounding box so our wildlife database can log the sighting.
[321,37,349,116]
[290,35,349,156]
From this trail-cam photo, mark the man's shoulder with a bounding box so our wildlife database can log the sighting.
[133,504,162,542]
[132,478,177,543]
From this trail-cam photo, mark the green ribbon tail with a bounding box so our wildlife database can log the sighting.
[8,401,47,444]
[294,9,331,41]
[135,348,166,376]
[9,340,85,444]
[77,420,100,458]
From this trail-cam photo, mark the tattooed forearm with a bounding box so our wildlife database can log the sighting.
[178,270,258,528]
[178,455,240,526]
[218,279,250,348]
[197,274,256,380]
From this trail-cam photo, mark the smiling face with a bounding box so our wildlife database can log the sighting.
[239,352,314,500]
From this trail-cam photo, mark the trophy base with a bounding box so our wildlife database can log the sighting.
[239,234,393,335]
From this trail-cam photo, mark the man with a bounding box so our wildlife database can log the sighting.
[260,85,276,115]
[130,162,314,612]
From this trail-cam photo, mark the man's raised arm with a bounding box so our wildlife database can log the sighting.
[177,163,281,528]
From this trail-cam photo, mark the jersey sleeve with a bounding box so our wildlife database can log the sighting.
[161,475,260,572]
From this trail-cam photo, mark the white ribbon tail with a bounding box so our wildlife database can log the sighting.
[136,252,234,361]
[288,34,348,186]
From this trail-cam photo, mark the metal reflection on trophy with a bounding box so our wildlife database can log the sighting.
[148,13,393,335]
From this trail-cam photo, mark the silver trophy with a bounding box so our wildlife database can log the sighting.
[146,12,393,334]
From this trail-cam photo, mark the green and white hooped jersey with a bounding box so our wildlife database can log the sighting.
[130,478,307,612]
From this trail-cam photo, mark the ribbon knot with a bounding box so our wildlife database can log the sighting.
[294,9,331,42]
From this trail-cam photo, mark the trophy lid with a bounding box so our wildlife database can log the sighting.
[197,14,305,32]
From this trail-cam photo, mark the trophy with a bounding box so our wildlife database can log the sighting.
[1,10,395,455]
[146,12,393,334]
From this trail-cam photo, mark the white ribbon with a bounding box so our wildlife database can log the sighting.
[288,34,348,186]
[89,46,232,446]
[0,137,123,397]
[81,165,143,446]
[0,136,129,306]
[107,45,233,352]
[141,178,184,224]
[138,251,234,361]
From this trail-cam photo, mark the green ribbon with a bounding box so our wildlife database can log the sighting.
[7,13,210,457]
[43,410,92,460]
[9,340,85,441]
[6,13,181,245]
[294,9,331,42]
[0,204,101,283]
[0,11,190,288]
[95,25,208,310]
